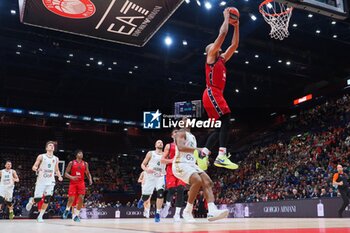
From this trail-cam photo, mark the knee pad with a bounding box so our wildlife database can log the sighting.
[44,196,51,204]
[157,189,164,199]
[34,198,42,203]
[141,195,150,202]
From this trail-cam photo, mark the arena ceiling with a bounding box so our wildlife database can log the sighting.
[0,1,350,123]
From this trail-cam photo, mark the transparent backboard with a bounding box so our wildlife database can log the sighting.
[277,0,348,19]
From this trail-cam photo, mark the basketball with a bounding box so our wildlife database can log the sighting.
[229,7,240,25]
[54,0,87,15]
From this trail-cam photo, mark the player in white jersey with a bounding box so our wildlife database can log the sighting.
[0,160,19,220]
[137,140,165,222]
[25,141,63,222]
[137,171,151,218]
[173,127,229,222]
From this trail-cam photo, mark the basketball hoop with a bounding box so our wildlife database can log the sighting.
[259,0,293,40]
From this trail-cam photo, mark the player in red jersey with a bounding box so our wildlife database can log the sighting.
[160,129,186,221]
[62,150,92,222]
[200,8,240,170]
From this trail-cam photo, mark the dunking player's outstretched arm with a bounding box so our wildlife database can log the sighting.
[13,170,19,182]
[221,20,239,62]
[206,8,230,62]
[175,130,201,153]
[32,154,43,172]
[160,143,173,164]
[85,162,93,185]
[55,158,63,181]
[141,151,155,174]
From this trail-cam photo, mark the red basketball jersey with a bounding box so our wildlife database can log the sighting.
[205,56,227,91]
[166,143,176,175]
[70,160,86,184]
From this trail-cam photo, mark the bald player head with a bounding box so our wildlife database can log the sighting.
[155,140,164,150]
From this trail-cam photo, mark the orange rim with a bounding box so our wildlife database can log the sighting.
[259,0,293,17]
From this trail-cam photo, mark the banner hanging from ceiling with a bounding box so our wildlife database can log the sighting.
[19,0,184,47]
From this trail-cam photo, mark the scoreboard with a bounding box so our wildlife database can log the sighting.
[174,100,202,118]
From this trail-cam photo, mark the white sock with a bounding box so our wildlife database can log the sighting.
[184,203,193,212]
[75,209,80,216]
[175,207,181,215]
[66,207,70,211]
[156,209,161,214]
[218,147,227,158]
[145,207,150,213]
[166,201,171,207]
[38,209,45,218]
[208,202,217,213]
[202,148,210,156]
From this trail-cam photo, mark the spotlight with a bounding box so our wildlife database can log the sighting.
[204,1,212,9]
[250,14,257,21]
[164,36,173,46]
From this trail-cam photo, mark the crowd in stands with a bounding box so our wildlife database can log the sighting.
[1,94,350,217]
[213,94,350,204]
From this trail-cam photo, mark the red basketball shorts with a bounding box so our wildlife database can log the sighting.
[202,87,231,120]
[166,173,186,189]
[68,182,86,196]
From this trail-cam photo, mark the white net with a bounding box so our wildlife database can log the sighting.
[259,1,293,40]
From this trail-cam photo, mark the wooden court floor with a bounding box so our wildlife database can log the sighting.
[1,218,350,233]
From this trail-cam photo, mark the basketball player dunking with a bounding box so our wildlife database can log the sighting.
[0,160,19,220]
[160,129,186,221]
[63,149,92,222]
[26,141,63,222]
[138,140,166,222]
[200,8,240,170]
[173,123,229,222]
